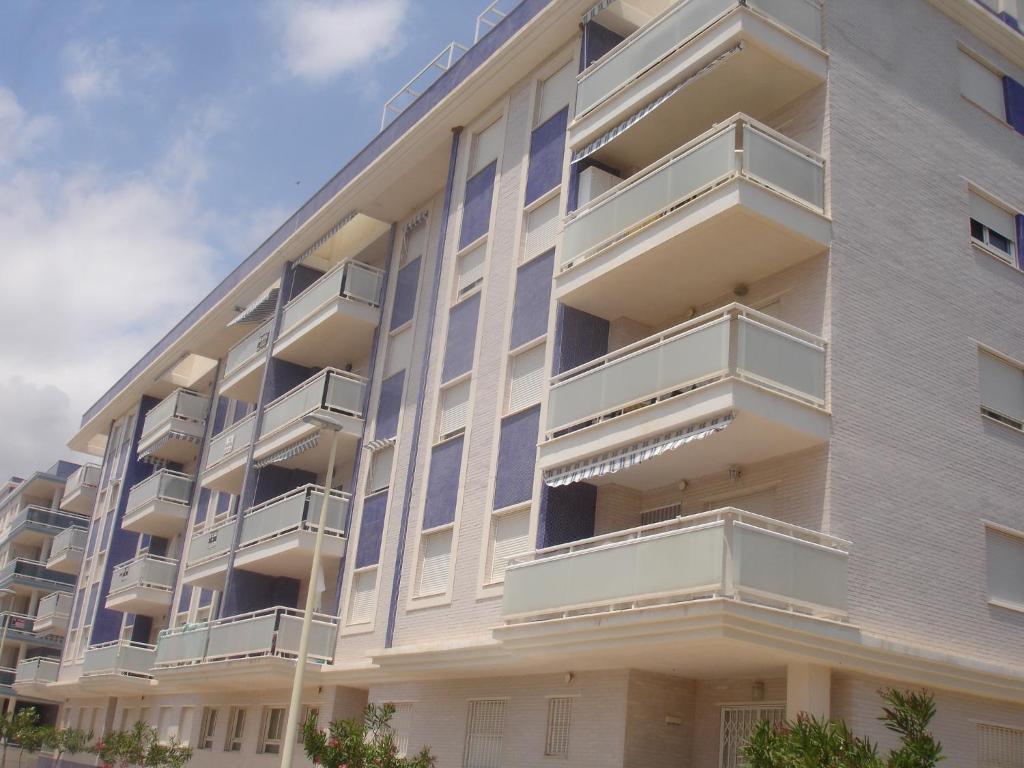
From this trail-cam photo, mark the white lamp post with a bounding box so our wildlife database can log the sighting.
[280,413,344,768]
[0,587,17,714]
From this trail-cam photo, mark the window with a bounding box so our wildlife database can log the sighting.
[979,349,1024,430]
[367,444,395,494]
[199,708,219,750]
[507,344,546,413]
[417,528,453,597]
[463,699,506,768]
[522,196,559,264]
[986,524,1024,611]
[438,379,471,440]
[979,722,1024,767]
[259,707,286,754]
[545,697,573,757]
[299,707,319,743]
[488,506,531,584]
[455,243,486,301]
[470,119,503,176]
[959,48,1006,120]
[402,217,429,268]
[157,707,173,742]
[225,707,246,752]
[348,567,378,625]
[720,705,784,768]
[970,189,1018,264]
[385,326,413,378]
[536,62,575,126]
[640,503,681,527]
[178,707,194,746]
[385,702,413,757]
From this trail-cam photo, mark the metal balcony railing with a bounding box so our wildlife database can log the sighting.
[224,319,274,381]
[203,412,257,474]
[259,369,367,440]
[125,470,193,515]
[5,505,89,540]
[15,657,59,685]
[0,559,76,590]
[138,389,209,448]
[108,555,178,597]
[82,640,156,678]
[278,260,385,339]
[239,485,349,549]
[186,517,237,569]
[61,464,100,499]
[48,526,88,560]
[36,592,72,624]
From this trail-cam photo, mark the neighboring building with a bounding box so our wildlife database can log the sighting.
[34,0,1024,765]
[0,461,95,723]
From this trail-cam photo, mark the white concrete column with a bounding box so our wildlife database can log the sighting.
[786,662,831,721]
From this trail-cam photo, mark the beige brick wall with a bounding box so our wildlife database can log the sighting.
[624,671,695,768]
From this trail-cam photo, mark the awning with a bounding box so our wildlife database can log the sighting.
[571,44,743,165]
[253,432,319,469]
[297,211,357,264]
[363,436,396,452]
[543,412,733,487]
[227,286,279,328]
[581,0,617,24]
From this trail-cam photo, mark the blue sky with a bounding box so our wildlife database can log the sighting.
[0,0,504,480]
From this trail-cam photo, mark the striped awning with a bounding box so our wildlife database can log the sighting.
[363,436,396,452]
[543,413,734,487]
[228,285,279,327]
[297,211,357,264]
[253,432,320,469]
[571,44,743,165]
[581,0,617,24]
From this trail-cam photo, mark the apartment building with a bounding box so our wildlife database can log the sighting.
[30,0,1024,765]
[0,461,95,724]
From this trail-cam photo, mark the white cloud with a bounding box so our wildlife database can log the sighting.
[62,38,171,104]
[0,88,55,166]
[277,0,408,81]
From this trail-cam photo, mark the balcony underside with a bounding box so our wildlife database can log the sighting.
[46,550,83,576]
[122,499,190,538]
[218,356,266,404]
[12,680,59,702]
[558,178,829,327]
[200,452,248,495]
[538,379,829,491]
[34,616,68,636]
[234,531,346,580]
[571,9,827,166]
[106,587,174,617]
[252,411,362,474]
[182,555,229,591]
[60,487,96,516]
[79,672,155,695]
[139,427,203,464]
[154,657,325,693]
[273,299,380,369]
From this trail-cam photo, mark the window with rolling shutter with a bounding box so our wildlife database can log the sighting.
[439,379,471,439]
[978,722,1024,767]
[470,119,503,176]
[979,349,1024,429]
[347,567,377,625]
[367,445,395,494]
[522,196,559,264]
[463,699,506,768]
[402,219,428,268]
[959,48,1006,120]
[986,524,1024,611]
[545,697,573,757]
[385,702,414,757]
[536,62,575,127]
[455,243,486,301]
[417,528,453,597]
[507,344,545,413]
[385,327,413,378]
[970,189,1018,263]
[488,506,531,583]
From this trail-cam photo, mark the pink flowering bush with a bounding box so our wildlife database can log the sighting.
[302,704,435,768]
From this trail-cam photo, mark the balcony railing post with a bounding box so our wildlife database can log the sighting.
[721,511,736,599]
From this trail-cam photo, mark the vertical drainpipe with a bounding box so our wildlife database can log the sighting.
[384,126,463,649]
[329,223,398,617]
[218,262,293,618]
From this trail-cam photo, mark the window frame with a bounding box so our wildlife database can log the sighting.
[415,524,455,599]
[199,707,219,750]
[437,376,472,442]
[224,707,246,752]
[485,504,533,586]
[505,341,547,416]
[258,706,286,755]
[544,696,575,758]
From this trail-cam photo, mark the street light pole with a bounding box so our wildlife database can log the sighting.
[0,588,17,715]
[280,414,344,768]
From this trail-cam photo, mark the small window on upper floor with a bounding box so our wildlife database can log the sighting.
[347,566,377,625]
[507,344,546,414]
[959,48,1006,121]
[401,217,429,269]
[367,444,395,495]
[487,505,531,584]
[416,527,453,598]
[986,523,1024,612]
[536,61,575,127]
[969,189,1018,265]
[470,118,503,177]
[438,378,471,441]
[522,195,560,264]
[384,326,413,379]
[978,348,1024,431]
[454,243,486,303]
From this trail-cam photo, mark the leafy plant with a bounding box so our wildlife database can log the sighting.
[742,688,943,768]
[0,708,39,768]
[93,722,192,768]
[41,726,93,767]
[302,704,435,768]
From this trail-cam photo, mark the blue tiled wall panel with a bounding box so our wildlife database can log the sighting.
[509,250,555,349]
[441,292,481,383]
[525,108,569,206]
[553,303,609,375]
[537,482,597,548]
[493,406,541,510]
[1006,77,1024,134]
[390,258,422,331]
[422,436,464,529]
[194,488,211,526]
[212,397,229,435]
[582,21,625,69]
[356,492,389,569]
[459,162,497,249]
[375,372,405,441]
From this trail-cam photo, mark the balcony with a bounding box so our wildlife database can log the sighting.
[0,612,59,648]
[105,555,178,616]
[34,592,72,636]
[273,260,385,369]
[81,640,156,693]
[252,369,366,475]
[182,516,236,590]
[220,319,273,402]
[200,412,257,494]
[13,657,60,699]
[45,526,88,575]
[60,463,100,515]
[154,606,338,690]
[123,470,193,538]
[4,505,90,548]
[560,115,828,328]
[234,486,348,579]
[137,388,209,463]
[572,0,826,165]
[0,559,77,594]
[501,507,848,624]
[539,304,827,490]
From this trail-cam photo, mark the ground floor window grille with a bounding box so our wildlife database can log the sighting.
[463,699,506,768]
[979,723,1024,767]
[720,704,784,768]
[545,697,573,757]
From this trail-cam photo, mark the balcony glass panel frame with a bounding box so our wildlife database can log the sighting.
[108,554,179,599]
[203,413,257,473]
[239,484,350,549]
[223,319,274,381]
[125,470,194,517]
[186,516,238,569]
[15,656,60,685]
[259,369,368,440]
[82,640,157,679]
[278,259,386,340]
[138,388,209,449]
